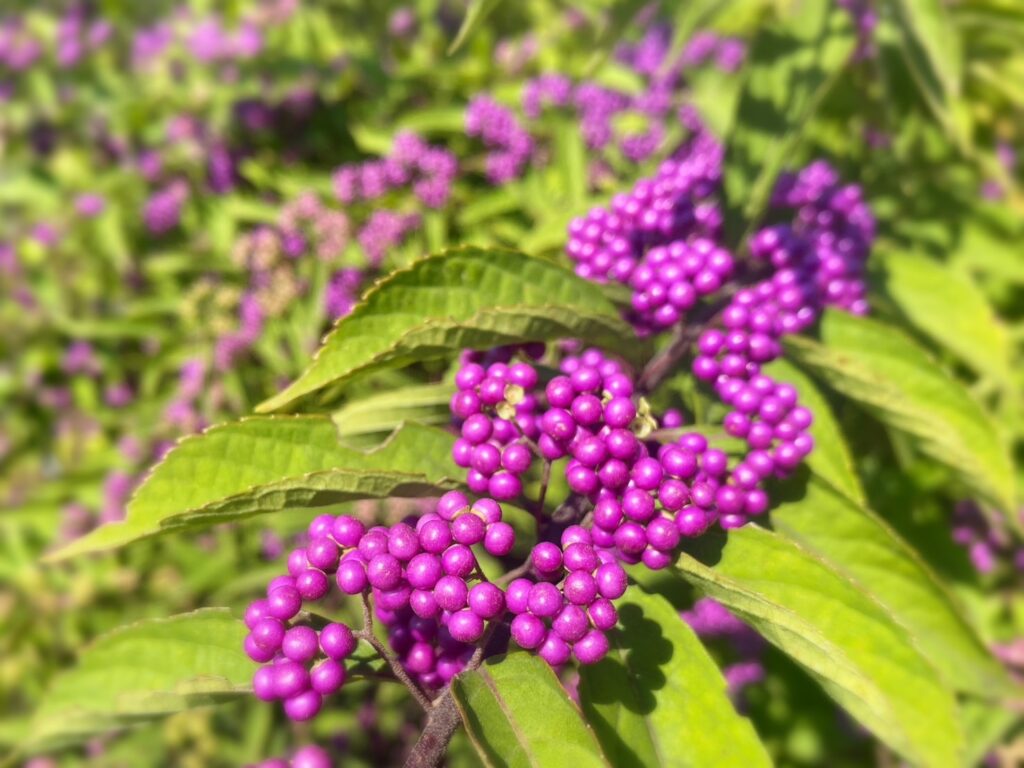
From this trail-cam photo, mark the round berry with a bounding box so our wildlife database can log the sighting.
[528,581,563,617]
[539,633,572,666]
[418,518,452,554]
[310,658,346,695]
[511,613,547,649]
[267,586,302,621]
[336,559,369,594]
[251,617,286,651]
[468,582,506,619]
[442,544,476,578]
[434,575,469,612]
[367,553,402,591]
[448,610,485,643]
[553,605,589,642]
[320,623,356,659]
[331,516,364,548]
[484,521,516,556]
[574,630,610,665]
[506,578,533,614]
[283,690,322,721]
[531,542,563,574]
[282,626,319,663]
[253,666,277,701]
[273,661,310,699]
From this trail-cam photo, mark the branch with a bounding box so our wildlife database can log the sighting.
[404,690,462,768]
[355,591,432,711]
[403,623,498,768]
[636,270,768,395]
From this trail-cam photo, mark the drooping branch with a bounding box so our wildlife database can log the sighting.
[355,591,432,711]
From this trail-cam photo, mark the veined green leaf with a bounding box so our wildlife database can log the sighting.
[258,247,641,412]
[880,250,1012,381]
[771,470,1012,699]
[784,310,1016,513]
[48,419,459,559]
[451,652,609,768]
[332,383,452,442]
[673,526,963,767]
[763,357,864,504]
[23,608,382,753]
[579,589,770,768]
[24,610,252,751]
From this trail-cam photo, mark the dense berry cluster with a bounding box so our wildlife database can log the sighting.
[564,128,725,330]
[450,359,540,501]
[507,526,626,665]
[244,494,518,721]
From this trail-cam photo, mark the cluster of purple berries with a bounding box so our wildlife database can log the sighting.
[507,526,627,665]
[244,494,519,720]
[564,127,725,326]
[464,96,534,184]
[332,131,458,209]
[450,360,540,501]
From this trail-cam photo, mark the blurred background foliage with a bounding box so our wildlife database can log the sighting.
[1,0,1022,765]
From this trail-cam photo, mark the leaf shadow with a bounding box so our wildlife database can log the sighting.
[580,604,674,768]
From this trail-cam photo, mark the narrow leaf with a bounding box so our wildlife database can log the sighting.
[451,652,609,768]
[763,357,864,504]
[784,310,1016,512]
[722,0,855,242]
[49,419,459,559]
[332,384,452,441]
[879,250,1012,381]
[578,590,770,768]
[771,469,1012,699]
[448,0,504,54]
[25,610,250,751]
[888,0,963,102]
[258,247,640,413]
[674,526,963,767]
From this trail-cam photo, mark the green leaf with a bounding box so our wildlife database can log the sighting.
[24,610,250,751]
[879,251,1012,381]
[451,651,610,768]
[673,526,963,767]
[888,0,963,114]
[722,0,855,243]
[771,469,1012,699]
[332,383,452,442]
[578,590,771,768]
[48,419,459,559]
[762,357,864,505]
[258,247,640,412]
[960,698,1020,767]
[448,0,504,54]
[784,310,1016,513]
